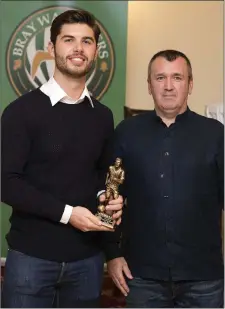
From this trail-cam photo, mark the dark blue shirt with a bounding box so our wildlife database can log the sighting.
[107,108,224,281]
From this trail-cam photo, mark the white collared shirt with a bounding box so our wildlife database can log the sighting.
[40,77,94,224]
[40,76,94,107]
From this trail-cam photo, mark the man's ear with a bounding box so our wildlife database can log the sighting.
[188,79,193,95]
[148,79,152,96]
[47,41,55,59]
[94,45,99,61]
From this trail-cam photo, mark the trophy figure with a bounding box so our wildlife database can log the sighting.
[96,158,125,229]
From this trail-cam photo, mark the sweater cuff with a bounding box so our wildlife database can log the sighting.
[103,243,123,262]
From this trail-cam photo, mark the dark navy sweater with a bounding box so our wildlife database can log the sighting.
[1,88,114,262]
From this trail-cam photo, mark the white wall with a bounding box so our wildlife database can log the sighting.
[126,1,223,116]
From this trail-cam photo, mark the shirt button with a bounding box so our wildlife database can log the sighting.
[160,174,164,178]
[165,152,170,156]
[164,195,169,198]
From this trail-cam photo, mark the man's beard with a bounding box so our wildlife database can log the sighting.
[54,52,95,78]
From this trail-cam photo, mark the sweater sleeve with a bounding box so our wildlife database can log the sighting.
[215,122,224,207]
[1,103,65,222]
[101,225,123,261]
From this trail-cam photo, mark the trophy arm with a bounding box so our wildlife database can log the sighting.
[105,171,110,185]
[120,170,125,183]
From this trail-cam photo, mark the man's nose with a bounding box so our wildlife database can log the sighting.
[73,41,83,52]
[164,78,174,91]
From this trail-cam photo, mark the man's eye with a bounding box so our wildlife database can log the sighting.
[156,76,164,81]
[174,76,182,80]
[65,39,73,42]
[83,40,91,44]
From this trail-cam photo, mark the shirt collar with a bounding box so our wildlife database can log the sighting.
[153,107,190,123]
[40,77,94,108]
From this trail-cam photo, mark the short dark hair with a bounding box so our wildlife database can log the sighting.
[148,49,193,81]
[50,9,101,45]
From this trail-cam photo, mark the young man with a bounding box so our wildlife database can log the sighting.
[2,9,123,308]
[106,50,224,308]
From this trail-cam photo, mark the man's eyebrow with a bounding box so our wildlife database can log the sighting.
[154,72,166,77]
[60,35,74,39]
[154,72,184,76]
[60,35,94,42]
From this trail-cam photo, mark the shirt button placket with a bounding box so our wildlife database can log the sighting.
[163,151,170,198]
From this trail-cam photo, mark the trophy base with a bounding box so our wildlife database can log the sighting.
[96,212,114,229]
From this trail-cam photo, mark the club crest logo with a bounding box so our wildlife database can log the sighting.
[6,6,115,100]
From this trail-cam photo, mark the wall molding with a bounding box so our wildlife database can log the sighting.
[124,106,151,118]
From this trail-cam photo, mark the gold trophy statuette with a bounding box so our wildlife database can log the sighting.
[96,158,125,229]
